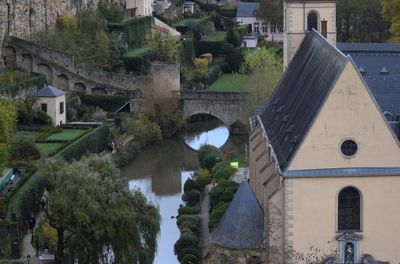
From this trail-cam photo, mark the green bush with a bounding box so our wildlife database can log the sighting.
[177,247,201,262]
[213,167,234,182]
[183,178,202,192]
[112,140,141,168]
[122,113,162,147]
[182,38,195,67]
[195,168,211,187]
[182,189,201,205]
[181,254,199,264]
[211,161,235,175]
[174,232,200,256]
[11,138,41,160]
[221,43,243,73]
[209,201,229,230]
[178,205,201,216]
[177,214,201,232]
[198,144,224,170]
[209,179,239,208]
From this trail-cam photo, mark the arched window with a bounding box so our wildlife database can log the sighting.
[338,187,361,231]
[307,12,318,31]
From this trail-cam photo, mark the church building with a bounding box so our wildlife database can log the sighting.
[246,0,400,263]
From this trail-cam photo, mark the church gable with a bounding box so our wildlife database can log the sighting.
[288,60,400,171]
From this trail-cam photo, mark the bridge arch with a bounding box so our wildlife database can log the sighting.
[3,46,16,67]
[92,87,107,95]
[21,53,33,72]
[56,74,69,91]
[37,63,52,83]
[183,111,231,129]
[74,82,86,93]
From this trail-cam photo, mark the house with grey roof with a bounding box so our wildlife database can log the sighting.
[236,2,283,48]
[35,85,66,126]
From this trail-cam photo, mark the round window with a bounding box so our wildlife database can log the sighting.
[341,139,358,157]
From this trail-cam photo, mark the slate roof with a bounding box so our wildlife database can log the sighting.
[35,85,65,97]
[338,43,400,76]
[210,180,264,249]
[258,30,348,171]
[237,2,259,17]
[364,76,400,116]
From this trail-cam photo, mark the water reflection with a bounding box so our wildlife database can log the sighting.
[120,119,247,264]
[183,118,229,150]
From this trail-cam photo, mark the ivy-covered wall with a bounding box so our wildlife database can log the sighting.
[109,16,153,48]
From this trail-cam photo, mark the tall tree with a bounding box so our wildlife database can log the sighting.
[256,0,283,26]
[37,155,160,264]
[0,99,17,171]
[382,0,400,42]
[336,0,388,42]
[239,48,283,121]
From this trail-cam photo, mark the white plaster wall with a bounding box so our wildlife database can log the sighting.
[36,95,66,126]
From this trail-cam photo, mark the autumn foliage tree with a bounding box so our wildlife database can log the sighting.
[0,99,17,171]
[382,0,400,42]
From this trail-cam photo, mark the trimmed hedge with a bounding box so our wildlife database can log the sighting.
[80,93,128,113]
[56,124,110,161]
[208,201,229,230]
[178,205,201,215]
[182,38,195,67]
[209,179,239,208]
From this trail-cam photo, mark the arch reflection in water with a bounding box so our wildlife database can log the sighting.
[183,117,229,150]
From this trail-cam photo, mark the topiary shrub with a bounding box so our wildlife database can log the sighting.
[181,253,199,264]
[198,144,224,170]
[177,215,201,235]
[195,168,211,187]
[182,189,201,206]
[174,232,200,256]
[209,201,229,230]
[209,179,239,208]
[177,247,201,263]
[213,167,234,182]
[178,205,201,216]
[211,161,236,175]
[183,178,202,193]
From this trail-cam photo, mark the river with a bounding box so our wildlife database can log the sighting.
[120,118,247,264]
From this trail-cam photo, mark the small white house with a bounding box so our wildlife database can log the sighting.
[183,1,198,14]
[35,85,66,126]
[236,2,283,47]
[125,0,153,18]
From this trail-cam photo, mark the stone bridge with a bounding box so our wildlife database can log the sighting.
[181,90,246,129]
[2,36,180,97]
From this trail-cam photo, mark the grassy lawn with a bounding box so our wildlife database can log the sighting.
[124,46,152,58]
[172,17,209,27]
[36,143,64,156]
[46,129,88,141]
[203,31,226,42]
[11,131,43,143]
[209,74,248,92]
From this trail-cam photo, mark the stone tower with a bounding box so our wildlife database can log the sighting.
[283,0,337,68]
